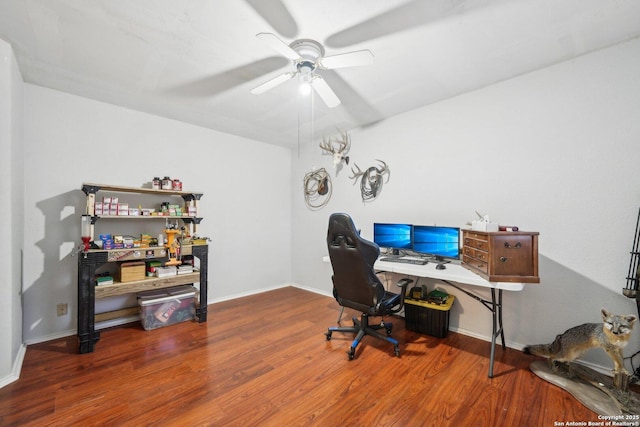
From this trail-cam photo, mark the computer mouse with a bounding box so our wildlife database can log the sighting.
[436,263,446,270]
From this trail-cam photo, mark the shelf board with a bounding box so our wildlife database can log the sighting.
[95,307,139,323]
[95,215,199,220]
[82,182,203,198]
[95,272,200,298]
[85,244,204,253]
[85,244,204,252]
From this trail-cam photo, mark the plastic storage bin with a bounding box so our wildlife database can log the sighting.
[404,296,455,338]
[138,285,197,330]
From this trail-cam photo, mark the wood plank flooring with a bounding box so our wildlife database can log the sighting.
[0,286,600,426]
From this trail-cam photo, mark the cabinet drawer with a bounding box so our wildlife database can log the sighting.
[464,237,488,251]
[462,255,489,275]
[463,231,489,241]
[463,246,488,262]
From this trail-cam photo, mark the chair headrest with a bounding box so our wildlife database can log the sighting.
[327,213,379,259]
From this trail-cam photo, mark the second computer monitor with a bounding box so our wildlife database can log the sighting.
[412,225,461,260]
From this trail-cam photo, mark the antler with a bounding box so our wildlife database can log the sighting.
[375,160,389,179]
[335,131,351,155]
[319,136,337,154]
[349,163,365,180]
[319,130,351,166]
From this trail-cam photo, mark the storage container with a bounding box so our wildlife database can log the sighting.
[145,260,162,277]
[404,296,455,338]
[117,261,146,282]
[138,286,197,331]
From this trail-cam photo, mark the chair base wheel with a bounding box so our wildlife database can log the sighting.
[326,314,400,360]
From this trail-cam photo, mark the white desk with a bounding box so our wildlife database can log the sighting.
[323,255,527,377]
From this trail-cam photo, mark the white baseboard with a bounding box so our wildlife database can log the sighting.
[24,329,76,346]
[0,343,27,389]
[290,283,333,298]
[448,325,613,376]
[207,282,294,304]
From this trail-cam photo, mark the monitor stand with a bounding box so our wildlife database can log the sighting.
[429,256,451,269]
[382,249,401,257]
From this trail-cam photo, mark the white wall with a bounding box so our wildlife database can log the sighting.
[0,39,25,387]
[22,85,292,343]
[291,37,640,371]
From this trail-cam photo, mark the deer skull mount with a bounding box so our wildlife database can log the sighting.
[349,160,390,202]
[319,130,351,174]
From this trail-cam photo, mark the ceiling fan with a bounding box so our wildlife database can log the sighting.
[250,32,374,108]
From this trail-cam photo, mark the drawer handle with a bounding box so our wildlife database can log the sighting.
[500,256,507,262]
[504,242,522,248]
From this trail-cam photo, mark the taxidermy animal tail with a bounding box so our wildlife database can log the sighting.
[523,308,636,375]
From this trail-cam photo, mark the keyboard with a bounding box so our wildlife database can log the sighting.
[379,257,427,265]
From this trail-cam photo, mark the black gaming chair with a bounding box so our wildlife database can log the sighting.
[325,213,413,360]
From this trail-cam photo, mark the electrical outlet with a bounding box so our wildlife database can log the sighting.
[56,303,68,316]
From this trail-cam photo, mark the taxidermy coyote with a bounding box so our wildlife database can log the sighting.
[524,308,636,375]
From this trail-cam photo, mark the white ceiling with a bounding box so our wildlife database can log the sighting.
[1,0,640,147]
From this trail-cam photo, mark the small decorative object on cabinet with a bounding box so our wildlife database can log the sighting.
[77,183,208,354]
[461,230,539,283]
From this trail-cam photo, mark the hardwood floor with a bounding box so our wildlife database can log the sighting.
[1,286,599,426]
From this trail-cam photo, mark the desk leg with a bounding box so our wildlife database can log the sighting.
[498,289,505,349]
[443,280,504,378]
[488,289,505,378]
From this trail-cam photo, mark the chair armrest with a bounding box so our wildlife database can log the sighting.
[396,278,413,289]
[388,278,413,314]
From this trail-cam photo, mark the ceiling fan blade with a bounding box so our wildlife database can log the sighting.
[168,57,289,98]
[251,72,295,94]
[321,71,384,124]
[325,0,460,48]
[245,0,298,38]
[256,32,299,61]
[321,49,375,69]
[311,76,340,108]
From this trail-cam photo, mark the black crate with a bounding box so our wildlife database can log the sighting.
[404,296,455,338]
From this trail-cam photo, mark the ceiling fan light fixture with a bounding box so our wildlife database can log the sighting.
[298,62,313,96]
[299,80,312,96]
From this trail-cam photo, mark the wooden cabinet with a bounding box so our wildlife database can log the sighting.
[461,230,539,283]
[77,183,208,353]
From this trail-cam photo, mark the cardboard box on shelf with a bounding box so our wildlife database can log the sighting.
[117,261,146,282]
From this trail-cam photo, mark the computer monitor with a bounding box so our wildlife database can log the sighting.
[373,223,412,254]
[412,225,461,261]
